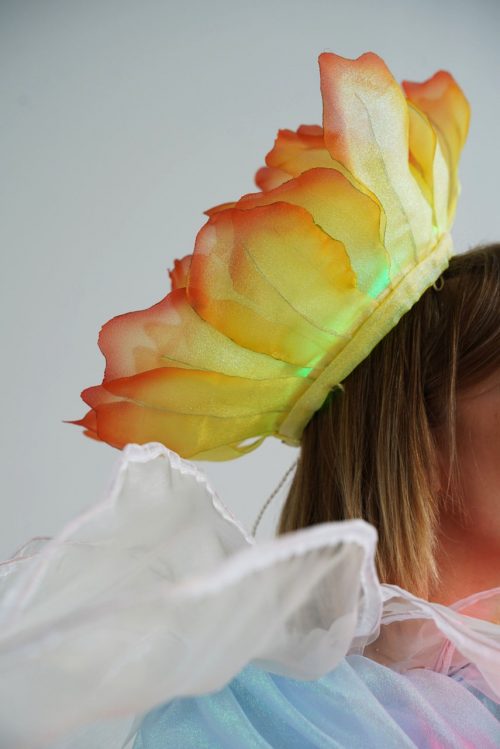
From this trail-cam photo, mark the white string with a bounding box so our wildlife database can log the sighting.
[252,459,299,537]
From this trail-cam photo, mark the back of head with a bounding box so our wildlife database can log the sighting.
[278,243,500,598]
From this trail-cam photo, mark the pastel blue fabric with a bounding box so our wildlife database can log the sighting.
[132,655,500,748]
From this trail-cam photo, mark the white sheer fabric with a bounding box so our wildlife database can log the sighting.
[0,443,498,748]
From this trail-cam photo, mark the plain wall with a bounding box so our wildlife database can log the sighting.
[1,0,499,558]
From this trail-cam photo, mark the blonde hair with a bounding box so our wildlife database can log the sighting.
[277,243,500,598]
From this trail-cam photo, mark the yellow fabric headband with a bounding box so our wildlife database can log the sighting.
[72,51,470,460]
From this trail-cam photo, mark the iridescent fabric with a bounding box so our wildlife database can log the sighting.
[0,444,498,747]
[133,659,500,749]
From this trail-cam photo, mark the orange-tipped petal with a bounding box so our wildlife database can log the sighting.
[188,200,370,369]
[258,127,336,187]
[235,168,389,297]
[255,166,290,191]
[319,51,433,270]
[168,254,192,290]
[403,71,470,224]
[80,368,308,459]
[97,287,303,382]
[64,409,99,441]
[204,200,238,217]
[407,102,449,233]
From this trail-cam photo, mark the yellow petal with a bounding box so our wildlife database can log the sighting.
[79,369,308,460]
[98,288,304,381]
[236,167,389,297]
[262,126,337,182]
[189,201,369,369]
[407,102,449,233]
[403,71,470,225]
[319,51,433,272]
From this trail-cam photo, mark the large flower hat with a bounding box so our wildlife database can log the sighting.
[72,52,470,460]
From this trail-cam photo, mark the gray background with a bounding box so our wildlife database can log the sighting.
[1,0,499,558]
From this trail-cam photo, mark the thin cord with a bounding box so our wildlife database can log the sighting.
[252,459,299,537]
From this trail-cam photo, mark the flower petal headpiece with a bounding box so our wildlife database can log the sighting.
[72,52,470,460]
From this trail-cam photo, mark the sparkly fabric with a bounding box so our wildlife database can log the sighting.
[133,659,500,748]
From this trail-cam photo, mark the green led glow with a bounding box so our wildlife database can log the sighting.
[369,269,391,299]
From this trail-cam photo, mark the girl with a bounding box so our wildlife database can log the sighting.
[1,51,498,748]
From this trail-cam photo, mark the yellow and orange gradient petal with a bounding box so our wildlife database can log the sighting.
[71,52,470,460]
[403,71,470,224]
